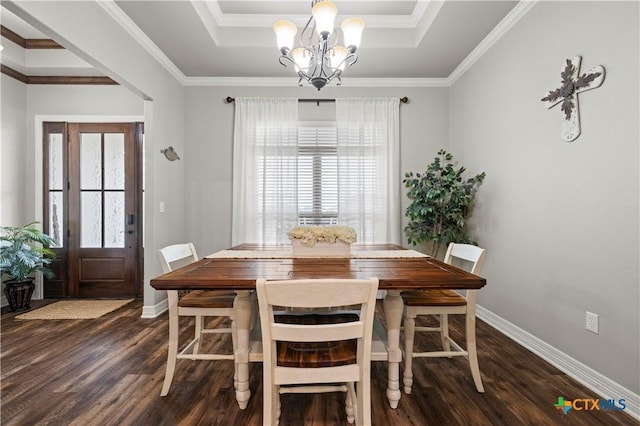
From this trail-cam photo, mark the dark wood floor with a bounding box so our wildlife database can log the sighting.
[1,299,636,425]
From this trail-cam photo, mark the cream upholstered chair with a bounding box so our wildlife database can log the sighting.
[157,243,236,396]
[256,278,379,426]
[402,243,486,394]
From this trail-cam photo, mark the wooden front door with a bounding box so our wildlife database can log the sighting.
[43,122,143,298]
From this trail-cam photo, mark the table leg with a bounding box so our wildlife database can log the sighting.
[233,290,253,410]
[383,290,403,409]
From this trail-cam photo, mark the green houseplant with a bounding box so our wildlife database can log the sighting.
[0,222,57,311]
[403,149,486,258]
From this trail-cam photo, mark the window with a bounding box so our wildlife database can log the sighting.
[253,122,385,240]
[297,126,338,225]
[232,97,400,246]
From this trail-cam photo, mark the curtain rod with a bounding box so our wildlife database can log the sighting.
[225,96,408,105]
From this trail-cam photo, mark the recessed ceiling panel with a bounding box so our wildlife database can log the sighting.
[217,1,418,17]
[3,0,520,81]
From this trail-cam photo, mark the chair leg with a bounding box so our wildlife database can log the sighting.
[263,382,277,426]
[193,315,204,354]
[275,385,281,425]
[440,314,452,354]
[345,382,355,424]
[357,377,371,426]
[232,317,238,391]
[403,311,416,394]
[161,291,180,397]
[466,311,484,393]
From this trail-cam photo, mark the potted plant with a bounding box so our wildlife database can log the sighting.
[0,222,57,311]
[403,149,486,258]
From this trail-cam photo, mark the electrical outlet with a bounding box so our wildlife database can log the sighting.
[586,311,599,334]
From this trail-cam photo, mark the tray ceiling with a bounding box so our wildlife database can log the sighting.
[2,1,521,83]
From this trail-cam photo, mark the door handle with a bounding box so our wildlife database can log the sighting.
[127,230,135,235]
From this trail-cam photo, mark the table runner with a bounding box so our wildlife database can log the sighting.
[206,249,429,259]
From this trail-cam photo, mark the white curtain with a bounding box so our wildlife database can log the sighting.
[232,97,299,246]
[336,98,401,244]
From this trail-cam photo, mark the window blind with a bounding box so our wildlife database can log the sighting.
[255,124,382,233]
[297,126,338,225]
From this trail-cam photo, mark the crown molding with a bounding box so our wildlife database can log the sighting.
[2,25,64,49]
[202,0,427,29]
[413,0,445,47]
[1,64,117,85]
[2,25,27,48]
[1,64,28,83]
[191,0,221,46]
[447,0,538,85]
[97,0,187,84]
[214,13,422,29]
[183,76,449,88]
[411,0,432,26]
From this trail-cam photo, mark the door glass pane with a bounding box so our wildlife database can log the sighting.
[49,134,63,190]
[142,132,146,191]
[142,132,145,247]
[104,133,125,190]
[104,192,124,248]
[81,192,102,247]
[80,133,102,190]
[49,192,64,247]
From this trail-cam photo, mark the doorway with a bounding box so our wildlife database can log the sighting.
[42,122,144,298]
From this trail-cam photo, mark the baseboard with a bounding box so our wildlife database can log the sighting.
[140,298,168,318]
[476,304,640,421]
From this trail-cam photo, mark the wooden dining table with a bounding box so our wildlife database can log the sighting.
[150,244,486,410]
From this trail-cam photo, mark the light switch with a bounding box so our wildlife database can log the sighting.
[159,202,165,213]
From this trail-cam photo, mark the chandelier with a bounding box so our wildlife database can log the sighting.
[273,0,365,90]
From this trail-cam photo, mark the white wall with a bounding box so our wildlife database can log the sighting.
[1,74,29,306]
[6,0,186,309]
[449,1,639,393]
[0,75,28,226]
[183,85,449,256]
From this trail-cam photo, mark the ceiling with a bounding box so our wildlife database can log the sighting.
[2,1,521,85]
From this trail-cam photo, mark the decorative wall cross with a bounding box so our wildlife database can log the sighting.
[541,56,605,142]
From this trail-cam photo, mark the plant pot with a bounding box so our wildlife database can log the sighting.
[3,279,36,312]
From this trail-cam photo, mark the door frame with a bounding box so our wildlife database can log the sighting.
[34,115,144,300]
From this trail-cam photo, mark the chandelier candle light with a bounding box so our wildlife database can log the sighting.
[274,0,365,90]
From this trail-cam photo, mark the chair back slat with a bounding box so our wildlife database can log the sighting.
[158,243,198,273]
[257,277,378,353]
[261,279,374,308]
[444,243,486,275]
[271,321,364,342]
